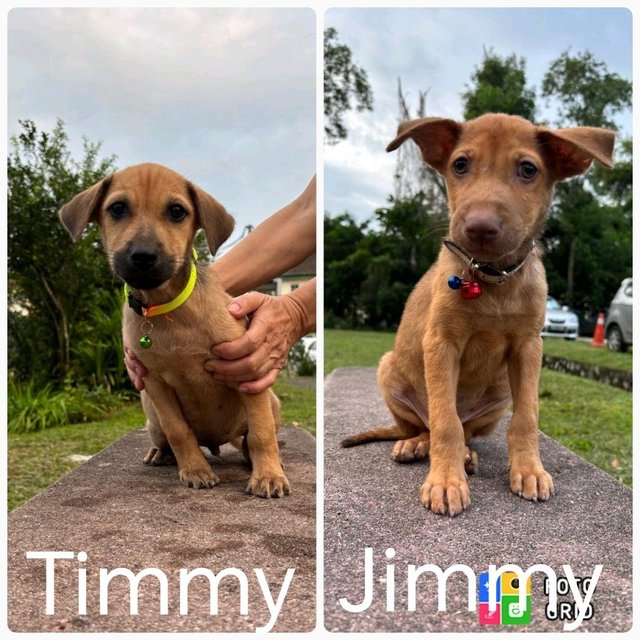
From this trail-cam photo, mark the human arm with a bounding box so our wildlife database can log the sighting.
[210,176,316,296]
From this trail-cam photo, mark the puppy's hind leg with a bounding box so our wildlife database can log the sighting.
[391,429,430,463]
[342,350,425,451]
[462,406,509,475]
[144,440,177,466]
[142,397,176,466]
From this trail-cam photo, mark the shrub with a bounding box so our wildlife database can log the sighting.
[8,379,129,434]
[287,336,317,377]
[71,289,127,391]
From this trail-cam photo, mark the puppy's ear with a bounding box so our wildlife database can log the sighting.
[58,176,112,242]
[537,126,615,180]
[188,183,235,255]
[386,117,462,173]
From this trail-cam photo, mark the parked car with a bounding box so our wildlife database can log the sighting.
[577,310,598,338]
[286,334,316,376]
[300,334,317,362]
[541,296,579,340]
[605,278,632,352]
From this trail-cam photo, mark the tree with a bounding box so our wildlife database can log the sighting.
[324,27,373,143]
[542,50,632,129]
[393,78,448,221]
[591,138,632,217]
[462,49,536,121]
[324,195,447,330]
[541,51,632,309]
[324,213,369,326]
[373,193,447,276]
[8,119,118,382]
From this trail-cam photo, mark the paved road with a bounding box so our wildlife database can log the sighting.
[324,367,632,633]
[8,426,316,633]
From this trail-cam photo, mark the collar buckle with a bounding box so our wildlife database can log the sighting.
[127,292,148,317]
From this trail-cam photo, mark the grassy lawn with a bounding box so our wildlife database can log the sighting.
[8,376,315,511]
[324,329,395,375]
[325,329,632,486]
[275,375,316,435]
[8,402,144,511]
[543,337,632,371]
[538,369,631,486]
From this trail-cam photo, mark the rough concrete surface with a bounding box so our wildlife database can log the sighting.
[8,426,316,633]
[324,367,632,633]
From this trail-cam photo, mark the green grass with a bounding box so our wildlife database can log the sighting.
[8,376,315,511]
[324,329,395,374]
[8,402,144,511]
[538,369,631,486]
[274,375,316,436]
[542,337,632,372]
[325,329,632,486]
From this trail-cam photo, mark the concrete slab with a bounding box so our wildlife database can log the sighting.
[324,367,632,632]
[8,426,316,633]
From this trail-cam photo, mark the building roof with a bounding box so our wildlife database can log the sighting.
[282,253,316,277]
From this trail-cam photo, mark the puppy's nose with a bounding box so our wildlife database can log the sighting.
[464,215,502,245]
[130,250,158,271]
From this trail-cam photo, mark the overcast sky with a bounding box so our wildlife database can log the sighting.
[324,7,633,222]
[7,7,316,248]
[5,7,635,233]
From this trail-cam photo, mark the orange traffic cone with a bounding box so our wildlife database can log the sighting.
[591,312,605,348]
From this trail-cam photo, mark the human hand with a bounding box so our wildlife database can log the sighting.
[205,291,311,393]
[124,346,148,391]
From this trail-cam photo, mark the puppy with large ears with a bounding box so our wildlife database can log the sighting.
[342,114,614,516]
[59,163,290,498]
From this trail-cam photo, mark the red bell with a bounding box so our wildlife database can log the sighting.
[460,280,482,299]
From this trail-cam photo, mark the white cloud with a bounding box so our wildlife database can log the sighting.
[324,7,632,222]
[7,7,315,235]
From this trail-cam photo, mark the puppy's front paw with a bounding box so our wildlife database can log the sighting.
[510,461,553,501]
[246,472,291,499]
[420,471,470,516]
[179,464,219,489]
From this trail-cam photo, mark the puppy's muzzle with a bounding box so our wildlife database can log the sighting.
[114,243,176,290]
[464,213,503,248]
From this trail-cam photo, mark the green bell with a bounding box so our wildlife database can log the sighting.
[139,335,152,349]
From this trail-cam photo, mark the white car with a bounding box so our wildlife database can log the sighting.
[300,335,317,362]
[541,296,579,340]
[605,278,632,352]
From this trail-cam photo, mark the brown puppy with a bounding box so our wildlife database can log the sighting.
[59,163,289,498]
[342,113,614,516]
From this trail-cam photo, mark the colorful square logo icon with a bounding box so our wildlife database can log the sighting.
[478,571,500,603]
[478,602,501,625]
[502,573,532,596]
[478,571,532,626]
[501,595,532,625]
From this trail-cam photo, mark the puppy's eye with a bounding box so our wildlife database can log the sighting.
[108,202,128,219]
[168,204,187,222]
[518,160,538,181]
[452,156,470,175]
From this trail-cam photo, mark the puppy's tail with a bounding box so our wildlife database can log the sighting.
[341,426,415,448]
